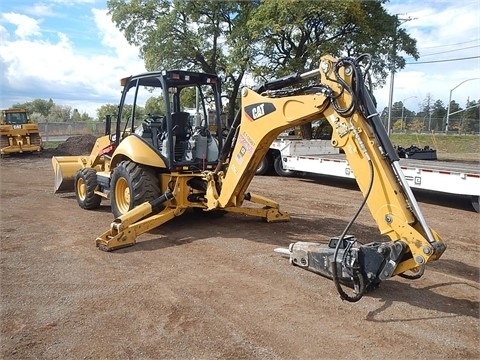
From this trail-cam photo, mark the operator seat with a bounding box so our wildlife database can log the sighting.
[149,116,163,149]
[170,112,192,161]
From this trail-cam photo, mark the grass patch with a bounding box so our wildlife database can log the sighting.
[42,141,62,149]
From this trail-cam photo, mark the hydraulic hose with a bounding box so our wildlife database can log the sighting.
[331,56,376,302]
[332,158,374,302]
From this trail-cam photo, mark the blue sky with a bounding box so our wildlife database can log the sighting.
[0,0,479,118]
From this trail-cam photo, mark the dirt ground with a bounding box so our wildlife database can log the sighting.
[1,146,479,359]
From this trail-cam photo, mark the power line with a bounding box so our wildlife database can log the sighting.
[406,56,480,64]
[418,38,480,50]
[419,45,480,57]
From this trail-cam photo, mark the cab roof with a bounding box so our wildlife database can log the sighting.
[120,70,219,90]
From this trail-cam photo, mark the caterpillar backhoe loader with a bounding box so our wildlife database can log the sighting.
[53,54,446,301]
[1,108,42,155]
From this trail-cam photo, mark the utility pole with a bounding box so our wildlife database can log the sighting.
[386,14,415,135]
[445,78,480,132]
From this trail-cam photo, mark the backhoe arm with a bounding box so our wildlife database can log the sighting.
[208,54,445,300]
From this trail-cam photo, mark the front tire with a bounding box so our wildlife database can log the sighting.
[75,168,102,210]
[110,160,161,218]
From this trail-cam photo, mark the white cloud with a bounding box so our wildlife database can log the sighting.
[0,7,146,117]
[51,0,96,4]
[0,1,477,118]
[2,13,41,39]
[92,8,144,68]
[24,4,56,18]
[0,24,7,42]
[375,1,480,112]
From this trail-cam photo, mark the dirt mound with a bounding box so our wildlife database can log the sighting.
[43,134,97,157]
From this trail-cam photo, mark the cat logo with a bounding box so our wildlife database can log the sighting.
[252,104,265,119]
[244,102,276,121]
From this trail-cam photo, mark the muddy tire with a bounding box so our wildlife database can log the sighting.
[75,168,102,210]
[111,160,161,218]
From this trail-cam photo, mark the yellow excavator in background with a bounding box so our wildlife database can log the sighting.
[1,108,42,155]
[52,54,446,301]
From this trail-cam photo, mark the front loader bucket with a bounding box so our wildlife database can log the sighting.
[51,156,83,193]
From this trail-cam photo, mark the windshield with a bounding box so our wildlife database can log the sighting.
[4,112,28,125]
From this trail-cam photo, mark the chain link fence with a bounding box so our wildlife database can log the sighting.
[39,122,130,141]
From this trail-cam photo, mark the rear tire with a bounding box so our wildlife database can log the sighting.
[111,160,161,218]
[273,156,295,177]
[75,168,102,210]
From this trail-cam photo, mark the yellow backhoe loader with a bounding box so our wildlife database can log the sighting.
[52,55,446,301]
[1,109,42,155]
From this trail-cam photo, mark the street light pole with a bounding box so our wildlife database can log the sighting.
[445,77,480,132]
[401,96,417,132]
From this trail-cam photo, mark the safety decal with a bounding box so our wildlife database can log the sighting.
[235,133,255,165]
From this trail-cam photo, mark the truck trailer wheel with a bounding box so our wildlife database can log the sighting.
[75,168,102,210]
[111,160,161,218]
[472,196,479,213]
[256,156,272,176]
[274,156,295,177]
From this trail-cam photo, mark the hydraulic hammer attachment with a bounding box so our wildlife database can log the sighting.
[275,237,419,301]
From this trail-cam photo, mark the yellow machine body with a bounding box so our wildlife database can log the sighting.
[53,56,446,300]
[1,109,42,155]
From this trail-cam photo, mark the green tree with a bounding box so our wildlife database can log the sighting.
[11,98,54,120]
[97,104,119,122]
[145,96,166,116]
[430,100,446,132]
[461,99,479,133]
[107,0,418,126]
[390,101,403,130]
[408,117,424,133]
[108,0,256,124]
[47,104,72,122]
[80,112,93,122]
[414,94,434,132]
[446,100,462,132]
[70,109,92,122]
[247,0,418,85]
[71,109,82,122]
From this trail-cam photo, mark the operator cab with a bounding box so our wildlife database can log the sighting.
[113,70,224,172]
[2,110,29,125]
